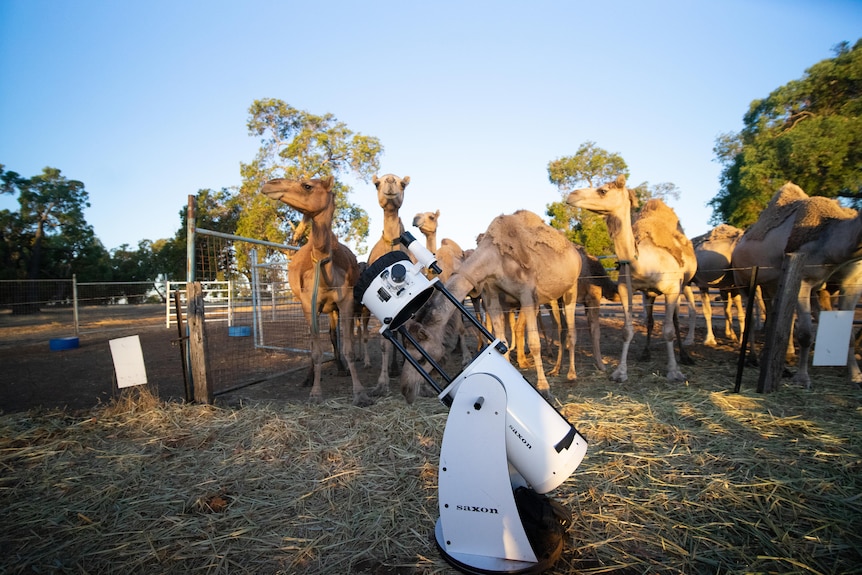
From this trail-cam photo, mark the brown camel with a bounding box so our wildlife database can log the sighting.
[362,174,412,392]
[261,176,370,406]
[399,210,582,402]
[412,210,466,282]
[731,182,862,388]
[566,175,697,383]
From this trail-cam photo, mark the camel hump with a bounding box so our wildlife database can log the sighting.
[785,195,859,252]
[634,199,692,267]
[485,210,573,269]
[439,237,463,253]
[743,182,810,242]
[692,224,743,247]
[769,181,809,208]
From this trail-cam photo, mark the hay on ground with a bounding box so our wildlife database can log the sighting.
[1,371,861,574]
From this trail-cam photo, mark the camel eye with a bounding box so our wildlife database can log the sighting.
[302,183,312,191]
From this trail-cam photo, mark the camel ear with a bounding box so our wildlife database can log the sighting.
[628,188,639,209]
[614,175,627,188]
[320,175,334,189]
[402,176,410,188]
[372,174,380,186]
[435,209,440,217]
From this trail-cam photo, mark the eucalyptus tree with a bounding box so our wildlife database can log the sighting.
[710,40,862,228]
[235,99,382,268]
[0,165,106,312]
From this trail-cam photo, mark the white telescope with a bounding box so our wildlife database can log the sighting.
[356,232,588,574]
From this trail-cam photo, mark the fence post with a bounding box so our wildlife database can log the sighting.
[757,252,806,393]
[72,274,79,336]
[187,195,196,283]
[187,281,213,404]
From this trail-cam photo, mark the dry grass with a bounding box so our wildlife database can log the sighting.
[2,367,861,574]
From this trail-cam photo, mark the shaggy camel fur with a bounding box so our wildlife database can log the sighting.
[567,175,697,383]
[261,176,370,406]
[399,210,581,402]
[731,182,862,388]
[363,174,412,393]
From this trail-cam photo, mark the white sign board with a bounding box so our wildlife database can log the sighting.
[812,311,854,366]
[109,335,149,388]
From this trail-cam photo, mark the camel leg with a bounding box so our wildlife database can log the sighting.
[361,311,372,368]
[674,304,695,366]
[522,302,551,397]
[546,300,564,377]
[726,290,742,342]
[683,284,697,347]
[456,314,473,368]
[585,295,606,372]
[329,312,347,375]
[639,293,655,362]
[513,309,535,369]
[374,338,392,394]
[302,307,326,403]
[792,284,815,389]
[700,287,716,346]
[611,279,634,383]
[662,292,687,382]
[339,305,372,406]
[563,296,578,381]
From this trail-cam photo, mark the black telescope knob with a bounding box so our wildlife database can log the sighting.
[391,263,407,283]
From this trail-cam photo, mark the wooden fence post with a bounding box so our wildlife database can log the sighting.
[757,252,806,393]
[187,281,213,404]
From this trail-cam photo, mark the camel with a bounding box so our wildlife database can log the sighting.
[566,175,697,383]
[261,176,370,407]
[731,181,862,388]
[690,224,747,346]
[412,210,467,282]
[412,210,473,367]
[362,174,412,392]
[398,210,582,402]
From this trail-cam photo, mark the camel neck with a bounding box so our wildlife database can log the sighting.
[308,211,335,261]
[423,232,437,254]
[605,212,639,263]
[381,208,403,242]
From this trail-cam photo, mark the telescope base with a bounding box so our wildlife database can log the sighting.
[435,519,558,575]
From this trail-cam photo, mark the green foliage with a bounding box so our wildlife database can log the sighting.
[546,142,681,256]
[710,39,862,227]
[547,141,628,192]
[0,165,109,282]
[236,98,382,254]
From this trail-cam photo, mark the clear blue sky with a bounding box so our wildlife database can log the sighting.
[2,0,860,256]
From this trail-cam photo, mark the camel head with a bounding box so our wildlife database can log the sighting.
[261,175,335,217]
[372,173,410,209]
[565,174,638,216]
[412,210,440,236]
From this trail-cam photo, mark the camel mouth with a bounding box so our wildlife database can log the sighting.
[261,180,286,199]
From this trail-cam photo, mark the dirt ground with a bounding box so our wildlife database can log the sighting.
[1,300,857,415]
